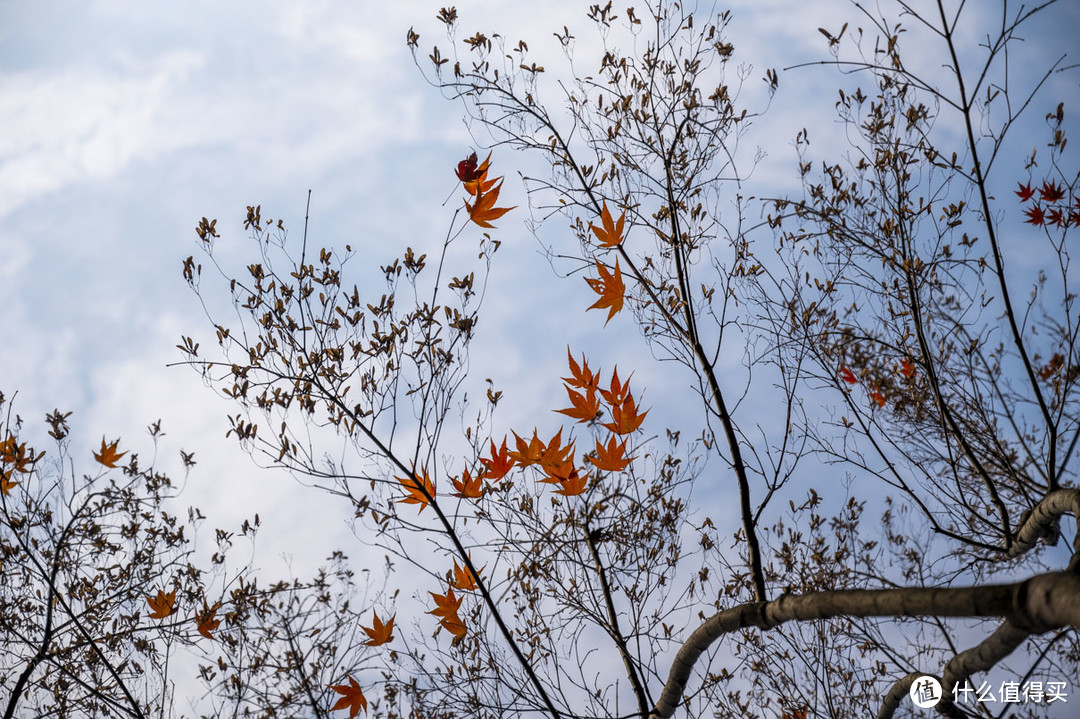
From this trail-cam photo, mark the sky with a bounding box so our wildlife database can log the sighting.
[2,0,1078,714]
[0,0,869,580]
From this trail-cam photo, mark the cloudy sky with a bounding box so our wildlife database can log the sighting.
[0,0,866,570]
[1,0,1078,708]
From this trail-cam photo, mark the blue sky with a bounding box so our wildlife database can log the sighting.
[2,0,1078,712]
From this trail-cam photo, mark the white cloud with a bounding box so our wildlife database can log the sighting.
[0,51,211,218]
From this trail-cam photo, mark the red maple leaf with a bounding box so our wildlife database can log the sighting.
[508,429,545,467]
[1039,180,1065,203]
[604,393,648,435]
[840,366,857,385]
[396,469,436,512]
[94,437,127,468]
[455,152,481,182]
[450,554,485,591]
[599,366,631,407]
[1024,205,1045,226]
[458,152,496,195]
[1015,182,1035,202]
[553,467,589,496]
[537,428,575,477]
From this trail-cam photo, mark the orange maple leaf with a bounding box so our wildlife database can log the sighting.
[586,258,625,324]
[361,609,395,646]
[599,366,631,407]
[589,201,626,247]
[147,589,176,619]
[428,588,468,644]
[457,152,497,195]
[589,435,633,472]
[563,347,601,391]
[438,608,468,645]
[508,430,546,467]
[450,554,485,591]
[428,588,464,619]
[1039,353,1065,381]
[479,438,516,481]
[196,604,221,639]
[898,357,916,378]
[781,708,809,719]
[0,436,15,465]
[94,437,127,468]
[1,435,40,474]
[604,392,649,435]
[556,385,600,423]
[466,179,515,228]
[869,387,887,408]
[451,467,484,499]
[553,467,589,496]
[329,675,368,718]
[396,469,435,512]
[538,428,575,477]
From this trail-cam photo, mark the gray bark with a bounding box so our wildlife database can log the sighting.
[650,571,1080,718]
